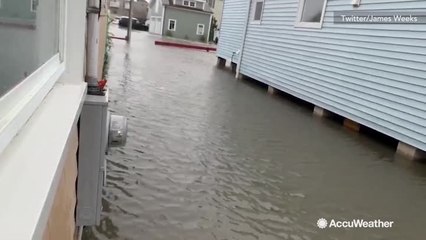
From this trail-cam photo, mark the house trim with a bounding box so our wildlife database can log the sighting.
[250,0,264,25]
[168,18,177,31]
[167,5,212,15]
[0,0,67,156]
[160,5,166,34]
[207,14,213,41]
[196,23,205,35]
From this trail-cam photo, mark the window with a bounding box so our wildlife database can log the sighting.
[251,0,264,23]
[296,0,328,28]
[183,0,189,6]
[209,0,216,8]
[196,24,205,35]
[189,1,195,7]
[0,0,65,153]
[1,0,60,97]
[31,0,38,12]
[168,19,176,31]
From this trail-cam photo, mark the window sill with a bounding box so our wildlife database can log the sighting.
[250,20,262,25]
[0,17,36,29]
[294,22,324,29]
[0,82,87,239]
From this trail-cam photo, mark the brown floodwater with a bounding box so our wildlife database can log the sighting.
[83,27,426,240]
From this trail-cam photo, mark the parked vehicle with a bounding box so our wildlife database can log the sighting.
[118,16,139,28]
[118,16,149,31]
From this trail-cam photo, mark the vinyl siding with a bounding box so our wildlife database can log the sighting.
[216,0,250,63]
[224,0,426,151]
[163,7,211,42]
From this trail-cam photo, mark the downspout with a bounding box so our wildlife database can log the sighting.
[235,0,251,78]
[86,0,101,95]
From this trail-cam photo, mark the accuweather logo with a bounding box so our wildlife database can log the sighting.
[317,218,394,229]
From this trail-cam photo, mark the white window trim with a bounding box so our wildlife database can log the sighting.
[250,0,265,24]
[168,19,177,31]
[295,0,328,29]
[196,24,205,35]
[189,1,196,7]
[0,0,66,155]
[183,0,189,6]
[31,0,37,12]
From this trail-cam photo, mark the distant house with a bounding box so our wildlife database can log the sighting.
[109,0,149,22]
[217,0,426,159]
[207,0,224,28]
[148,0,213,43]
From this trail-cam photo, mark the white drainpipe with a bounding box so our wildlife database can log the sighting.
[86,0,101,90]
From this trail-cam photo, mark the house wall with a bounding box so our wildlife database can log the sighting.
[196,1,204,9]
[163,7,211,42]
[148,0,163,18]
[212,0,223,27]
[231,0,426,151]
[42,126,78,240]
[216,0,249,63]
[110,0,149,20]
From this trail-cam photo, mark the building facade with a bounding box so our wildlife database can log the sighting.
[109,0,149,21]
[148,0,213,42]
[217,0,426,159]
[0,0,116,239]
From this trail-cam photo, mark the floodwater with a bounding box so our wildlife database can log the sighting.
[83,27,426,240]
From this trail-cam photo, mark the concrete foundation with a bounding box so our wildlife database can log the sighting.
[236,72,245,80]
[231,62,237,73]
[217,57,226,68]
[313,106,330,118]
[397,142,426,161]
[267,86,277,95]
[343,119,361,132]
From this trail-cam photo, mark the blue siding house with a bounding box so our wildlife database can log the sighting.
[217,0,426,159]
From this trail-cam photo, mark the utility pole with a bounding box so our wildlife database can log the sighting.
[126,0,134,42]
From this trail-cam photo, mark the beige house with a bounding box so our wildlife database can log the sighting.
[207,0,224,28]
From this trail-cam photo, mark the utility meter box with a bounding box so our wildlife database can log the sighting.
[76,91,109,226]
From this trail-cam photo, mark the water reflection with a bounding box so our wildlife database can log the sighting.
[0,0,59,97]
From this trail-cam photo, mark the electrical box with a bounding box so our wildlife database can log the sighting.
[76,91,109,226]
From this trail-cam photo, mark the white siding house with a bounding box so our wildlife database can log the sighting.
[216,0,249,63]
[218,0,426,158]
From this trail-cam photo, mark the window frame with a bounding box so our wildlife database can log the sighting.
[168,19,177,31]
[250,0,264,24]
[183,0,189,6]
[30,0,37,12]
[295,0,328,29]
[189,1,196,7]
[196,24,205,35]
[0,0,66,154]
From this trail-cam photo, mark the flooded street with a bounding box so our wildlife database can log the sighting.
[84,28,426,240]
